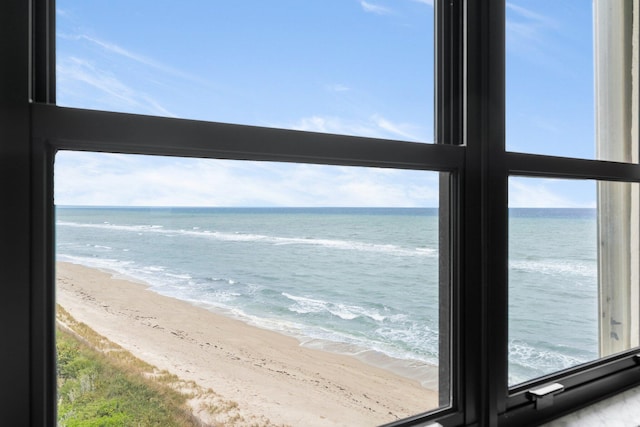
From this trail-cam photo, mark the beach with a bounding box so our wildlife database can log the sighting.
[56,261,439,426]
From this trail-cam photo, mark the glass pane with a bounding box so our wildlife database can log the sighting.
[55,152,448,425]
[56,1,434,143]
[506,1,639,162]
[509,177,640,386]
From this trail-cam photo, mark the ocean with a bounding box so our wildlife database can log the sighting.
[55,206,598,387]
[508,208,598,385]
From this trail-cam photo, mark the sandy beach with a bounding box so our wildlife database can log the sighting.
[56,261,439,426]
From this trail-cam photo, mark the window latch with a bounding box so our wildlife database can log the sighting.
[527,383,564,410]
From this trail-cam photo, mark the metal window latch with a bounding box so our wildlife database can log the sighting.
[527,383,565,410]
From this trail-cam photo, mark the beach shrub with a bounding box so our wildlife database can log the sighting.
[56,328,199,426]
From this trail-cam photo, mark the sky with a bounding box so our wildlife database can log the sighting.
[55,0,598,208]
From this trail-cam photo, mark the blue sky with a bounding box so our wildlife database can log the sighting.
[55,0,597,208]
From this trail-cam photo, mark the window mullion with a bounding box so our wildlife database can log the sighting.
[32,0,55,103]
[31,104,465,171]
[1,0,41,426]
[435,1,465,420]
[436,0,464,147]
[464,0,508,425]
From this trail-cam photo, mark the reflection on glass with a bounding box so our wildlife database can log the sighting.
[506,1,638,161]
[509,178,640,386]
[56,1,434,142]
[54,152,446,425]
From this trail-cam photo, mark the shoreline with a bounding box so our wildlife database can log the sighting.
[150,283,440,391]
[56,261,439,426]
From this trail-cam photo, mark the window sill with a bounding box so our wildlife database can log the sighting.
[541,385,640,426]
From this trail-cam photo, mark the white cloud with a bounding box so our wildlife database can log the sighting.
[56,32,213,99]
[56,57,175,117]
[371,114,420,141]
[57,153,597,209]
[290,114,426,142]
[85,35,211,86]
[360,1,392,15]
[292,116,370,136]
[506,3,553,24]
[505,2,556,51]
[412,0,434,6]
[54,152,439,207]
[59,33,206,85]
[325,83,350,92]
[81,35,153,65]
[509,178,595,208]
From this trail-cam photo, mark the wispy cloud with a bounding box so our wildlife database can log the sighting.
[325,83,350,92]
[84,35,158,65]
[57,56,175,117]
[506,3,553,24]
[58,33,206,85]
[412,0,434,6]
[370,114,420,141]
[290,114,425,142]
[360,1,392,15]
[292,116,373,136]
[505,2,556,48]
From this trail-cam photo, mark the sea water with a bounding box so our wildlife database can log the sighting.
[508,208,598,385]
[55,206,599,387]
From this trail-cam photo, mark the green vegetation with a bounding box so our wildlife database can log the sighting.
[56,305,283,427]
[56,327,201,426]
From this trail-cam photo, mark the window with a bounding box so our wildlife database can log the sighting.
[54,154,447,425]
[505,2,595,159]
[508,177,640,386]
[3,0,640,426]
[56,0,435,142]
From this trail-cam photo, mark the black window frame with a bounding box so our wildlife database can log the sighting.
[1,0,640,425]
